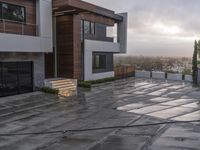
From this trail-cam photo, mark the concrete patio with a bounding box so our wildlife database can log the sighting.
[0,78,200,150]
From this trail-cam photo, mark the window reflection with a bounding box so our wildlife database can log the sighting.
[2,2,25,22]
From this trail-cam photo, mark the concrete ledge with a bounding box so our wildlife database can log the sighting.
[85,40,120,53]
[135,70,151,78]
[185,75,192,82]
[167,73,183,81]
[152,71,165,79]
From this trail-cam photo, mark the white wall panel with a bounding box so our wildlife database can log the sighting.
[152,71,165,79]
[167,73,183,81]
[135,70,151,78]
[84,40,116,81]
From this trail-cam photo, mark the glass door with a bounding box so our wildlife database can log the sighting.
[2,62,18,96]
[18,62,33,93]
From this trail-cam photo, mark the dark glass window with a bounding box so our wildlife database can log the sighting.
[18,62,33,93]
[2,3,25,22]
[84,21,90,34]
[93,54,107,70]
[90,22,95,35]
[0,3,2,19]
[0,62,3,97]
[84,21,95,35]
[0,62,33,97]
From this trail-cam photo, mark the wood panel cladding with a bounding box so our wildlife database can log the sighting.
[53,0,122,21]
[73,15,82,79]
[0,0,36,36]
[56,15,82,79]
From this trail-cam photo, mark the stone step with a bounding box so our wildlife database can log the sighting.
[59,86,76,91]
[51,81,73,86]
[45,78,77,97]
[50,79,73,84]
[59,89,76,93]
[53,83,75,89]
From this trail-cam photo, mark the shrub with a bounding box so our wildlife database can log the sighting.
[88,77,115,84]
[41,87,59,94]
[78,81,91,88]
[78,77,115,88]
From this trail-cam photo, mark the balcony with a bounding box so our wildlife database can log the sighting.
[0,0,52,53]
[0,19,38,36]
[0,19,52,53]
[84,39,120,53]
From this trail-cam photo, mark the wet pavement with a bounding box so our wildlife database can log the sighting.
[0,78,200,150]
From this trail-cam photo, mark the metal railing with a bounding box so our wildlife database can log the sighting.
[0,19,38,36]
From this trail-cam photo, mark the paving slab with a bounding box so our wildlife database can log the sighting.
[0,78,199,150]
[149,125,200,150]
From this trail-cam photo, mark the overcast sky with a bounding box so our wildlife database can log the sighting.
[85,0,200,57]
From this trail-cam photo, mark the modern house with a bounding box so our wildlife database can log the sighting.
[0,0,127,97]
[0,0,52,97]
[46,0,127,81]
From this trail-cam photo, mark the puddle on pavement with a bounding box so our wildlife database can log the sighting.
[173,110,200,121]
[149,97,173,103]
[181,102,200,108]
[160,99,195,106]
[128,105,170,114]
[148,89,168,96]
[117,103,149,111]
[149,107,194,119]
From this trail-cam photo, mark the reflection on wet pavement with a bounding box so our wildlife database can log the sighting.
[150,125,200,150]
[0,78,200,150]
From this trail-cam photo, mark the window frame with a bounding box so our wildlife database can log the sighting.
[0,3,2,19]
[83,20,96,35]
[90,22,95,35]
[93,53,107,71]
[0,2,26,23]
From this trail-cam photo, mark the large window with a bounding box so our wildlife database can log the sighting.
[93,54,107,70]
[0,3,2,19]
[0,2,25,22]
[84,20,95,35]
[92,52,114,73]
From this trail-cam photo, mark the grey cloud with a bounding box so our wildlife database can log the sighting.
[85,0,200,57]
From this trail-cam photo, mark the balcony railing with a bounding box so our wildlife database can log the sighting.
[0,19,38,36]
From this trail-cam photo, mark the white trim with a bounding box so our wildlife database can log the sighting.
[0,0,52,53]
[84,39,116,81]
[85,39,120,53]
[84,71,114,81]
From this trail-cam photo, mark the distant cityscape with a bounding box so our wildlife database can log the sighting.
[114,56,192,75]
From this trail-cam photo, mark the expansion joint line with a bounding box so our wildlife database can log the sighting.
[0,119,200,137]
